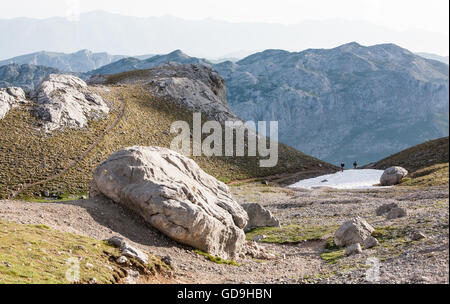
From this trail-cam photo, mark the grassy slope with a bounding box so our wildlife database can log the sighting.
[365,137,449,187]
[0,85,335,200]
[0,220,169,284]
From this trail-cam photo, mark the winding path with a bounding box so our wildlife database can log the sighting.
[9,91,126,199]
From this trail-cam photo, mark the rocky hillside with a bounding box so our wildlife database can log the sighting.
[0,64,62,91]
[0,65,334,200]
[0,50,127,73]
[214,42,449,166]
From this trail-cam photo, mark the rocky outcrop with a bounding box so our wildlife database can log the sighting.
[380,167,408,186]
[91,146,248,260]
[334,217,375,247]
[31,74,109,131]
[93,63,240,123]
[241,203,280,232]
[0,87,27,119]
[107,236,148,264]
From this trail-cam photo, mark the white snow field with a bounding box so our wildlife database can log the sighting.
[288,169,388,190]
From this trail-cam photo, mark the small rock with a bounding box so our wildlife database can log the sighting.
[85,263,94,268]
[242,203,280,232]
[334,217,375,247]
[411,231,426,241]
[345,243,362,256]
[363,236,379,249]
[88,278,98,284]
[107,236,126,248]
[121,244,148,265]
[253,235,266,242]
[116,256,129,265]
[161,255,173,267]
[386,207,407,220]
[376,202,398,216]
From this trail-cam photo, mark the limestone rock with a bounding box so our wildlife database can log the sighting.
[411,231,426,241]
[0,87,27,119]
[380,167,408,186]
[376,202,399,216]
[241,203,280,232]
[31,74,109,131]
[334,217,375,247]
[386,207,407,220]
[94,146,248,260]
[345,243,362,256]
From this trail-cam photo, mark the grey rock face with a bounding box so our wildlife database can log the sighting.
[241,203,280,232]
[92,146,248,260]
[386,207,407,220]
[346,243,362,256]
[0,87,27,119]
[334,217,375,247]
[376,202,399,216]
[31,74,110,131]
[380,167,408,186]
[214,42,449,166]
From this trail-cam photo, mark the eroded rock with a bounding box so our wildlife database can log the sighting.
[0,87,27,119]
[31,74,109,131]
[345,243,362,256]
[94,146,248,260]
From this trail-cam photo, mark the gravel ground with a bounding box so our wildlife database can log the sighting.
[0,184,448,284]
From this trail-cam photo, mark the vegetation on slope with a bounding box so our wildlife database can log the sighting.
[0,220,169,284]
[365,137,449,187]
[0,85,334,200]
[365,137,448,173]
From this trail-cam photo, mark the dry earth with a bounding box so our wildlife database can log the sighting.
[0,183,448,284]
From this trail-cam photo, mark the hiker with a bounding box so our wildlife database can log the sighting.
[353,161,358,169]
[340,162,345,172]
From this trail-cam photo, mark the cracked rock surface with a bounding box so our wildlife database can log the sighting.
[91,146,248,260]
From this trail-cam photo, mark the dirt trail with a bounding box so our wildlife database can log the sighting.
[9,93,126,200]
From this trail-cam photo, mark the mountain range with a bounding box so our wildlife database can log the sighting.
[0,42,448,166]
[0,49,127,73]
[0,11,448,60]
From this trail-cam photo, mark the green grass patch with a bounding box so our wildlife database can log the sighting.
[399,163,449,187]
[246,224,338,244]
[194,250,239,266]
[0,220,167,284]
[320,238,345,265]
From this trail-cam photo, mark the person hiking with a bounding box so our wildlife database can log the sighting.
[353,161,358,169]
[340,162,345,172]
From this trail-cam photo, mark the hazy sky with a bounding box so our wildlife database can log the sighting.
[2,0,449,36]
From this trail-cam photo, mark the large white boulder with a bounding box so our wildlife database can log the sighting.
[0,87,27,120]
[31,74,109,131]
[91,146,248,260]
[380,166,408,186]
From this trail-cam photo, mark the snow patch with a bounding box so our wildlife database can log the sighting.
[288,169,389,190]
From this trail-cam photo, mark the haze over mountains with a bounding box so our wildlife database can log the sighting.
[0,11,448,60]
[0,42,448,166]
